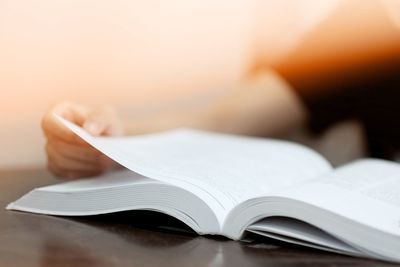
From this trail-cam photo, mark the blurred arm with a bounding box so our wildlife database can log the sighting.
[122,70,307,138]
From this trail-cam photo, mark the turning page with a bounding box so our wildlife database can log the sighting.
[57,116,332,225]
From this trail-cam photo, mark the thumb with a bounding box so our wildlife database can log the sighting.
[83,109,110,136]
[83,106,122,137]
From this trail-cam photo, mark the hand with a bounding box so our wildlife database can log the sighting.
[41,102,124,179]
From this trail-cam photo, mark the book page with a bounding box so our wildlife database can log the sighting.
[57,116,332,221]
[37,169,157,193]
[7,167,222,234]
[248,217,361,255]
[273,159,400,236]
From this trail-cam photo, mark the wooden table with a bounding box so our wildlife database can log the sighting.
[0,169,398,267]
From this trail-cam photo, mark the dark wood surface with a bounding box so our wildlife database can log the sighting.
[0,168,398,267]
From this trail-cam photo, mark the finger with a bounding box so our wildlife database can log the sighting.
[41,102,89,144]
[48,161,104,179]
[46,143,109,173]
[45,131,94,150]
[83,106,123,136]
[47,136,103,164]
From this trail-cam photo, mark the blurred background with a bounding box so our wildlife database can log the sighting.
[1,0,399,169]
[1,1,231,168]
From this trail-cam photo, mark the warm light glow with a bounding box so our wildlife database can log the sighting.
[0,0,399,168]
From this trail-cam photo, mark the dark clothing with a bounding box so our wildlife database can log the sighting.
[284,57,400,160]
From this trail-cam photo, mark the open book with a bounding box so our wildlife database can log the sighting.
[7,116,400,262]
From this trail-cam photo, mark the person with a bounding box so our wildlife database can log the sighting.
[41,0,400,178]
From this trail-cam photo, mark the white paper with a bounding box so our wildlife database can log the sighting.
[274,159,400,236]
[57,115,332,222]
